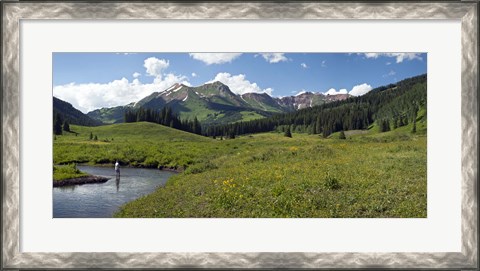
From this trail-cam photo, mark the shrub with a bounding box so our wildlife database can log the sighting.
[143,157,159,168]
[324,173,341,190]
[184,161,218,175]
[284,127,292,138]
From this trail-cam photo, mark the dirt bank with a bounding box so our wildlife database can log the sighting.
[53,175,110,187]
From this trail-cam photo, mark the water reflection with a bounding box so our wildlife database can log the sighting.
[115,175,120,192]
[57,185,76,192]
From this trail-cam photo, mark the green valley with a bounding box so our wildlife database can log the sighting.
[52,53,428,219]
[54,112,426,218]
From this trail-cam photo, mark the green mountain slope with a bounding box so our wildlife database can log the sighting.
[53,97,102,126]
[87,104,132,124]
[241,92,286,113]
[134,82,271,125]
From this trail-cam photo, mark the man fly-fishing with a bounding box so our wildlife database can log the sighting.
[115,161,120,177]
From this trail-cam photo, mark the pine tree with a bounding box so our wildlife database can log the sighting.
[63,120,70,132]
[378,119,389,132]
[193,117,202,135]
[411,108,418,133]
[94,135,98,141]
[339,130,346,139]
[315,117,322,134]
[89,132,93,140]
[54,113,63,135]
[284,126,292,138]
[228,128,235,139]
[311,122,316,135]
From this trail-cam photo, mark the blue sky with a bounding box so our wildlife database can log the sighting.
[53,52,427,113]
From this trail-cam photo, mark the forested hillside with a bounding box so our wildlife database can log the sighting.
[203,74,426,138]
[53,97,103,127]
[124,106,202,135]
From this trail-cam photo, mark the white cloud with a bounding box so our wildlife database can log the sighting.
[321,60,327,67]
[54,74,189,113]
[392,53,422,63]
[361,53,422,63]
[54,57,190,113]
[206,72,273,96]
[191,72,197,77]
[189,53,242,65]
[324,88,348,95]
[383,70,396,77]
[260,53,288,63]
[363,53,380,59]
[348,83,373,96]
[143,57,169,77]
[301,63,308,69]
[322,84,372,97]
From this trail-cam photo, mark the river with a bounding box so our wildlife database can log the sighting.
[53,165,175,218]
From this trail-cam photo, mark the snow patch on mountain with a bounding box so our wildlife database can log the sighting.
[172,85,183,92]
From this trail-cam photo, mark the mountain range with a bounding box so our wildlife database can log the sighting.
[83,81,351,125]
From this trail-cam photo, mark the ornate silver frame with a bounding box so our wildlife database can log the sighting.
[2,1,478,269]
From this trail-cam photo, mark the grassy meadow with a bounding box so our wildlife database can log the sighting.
[53,163,89,182]
[53,114,427,218]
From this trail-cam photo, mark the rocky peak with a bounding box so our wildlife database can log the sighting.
[207,81,230,92]
[242,92,270,98]
[163,83,187,93]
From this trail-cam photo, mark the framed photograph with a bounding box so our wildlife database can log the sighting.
[2,1,478,269]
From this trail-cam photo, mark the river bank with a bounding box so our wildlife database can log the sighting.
[59,162,184,173]
[53,175,110,187]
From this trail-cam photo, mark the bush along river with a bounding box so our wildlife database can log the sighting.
[53,165,175,218]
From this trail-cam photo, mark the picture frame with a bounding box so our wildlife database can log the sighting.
[2,1,478,269]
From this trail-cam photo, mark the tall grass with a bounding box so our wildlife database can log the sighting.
[53,121,427,218]
[53,163,88,181]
